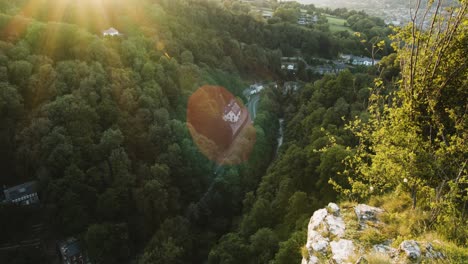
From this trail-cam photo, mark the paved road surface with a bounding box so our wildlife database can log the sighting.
[247,94,260,121]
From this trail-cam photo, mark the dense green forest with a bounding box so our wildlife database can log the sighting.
[0,0,466,263]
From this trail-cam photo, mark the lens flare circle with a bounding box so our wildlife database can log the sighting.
[187,85,256,165]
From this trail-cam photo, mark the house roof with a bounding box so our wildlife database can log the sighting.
[59,238,83,259]
[4,181,37,201]
[352,56,373,62]
[224,99,241,116]
[102,27,119,34]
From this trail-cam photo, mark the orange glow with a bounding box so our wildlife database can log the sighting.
[187,86,256,165]
[0,0,170,61]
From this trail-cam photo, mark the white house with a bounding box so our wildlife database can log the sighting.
[249,84,264,95]
[223,100,241,123]
[262,11,273,19]
[102,27,120,37]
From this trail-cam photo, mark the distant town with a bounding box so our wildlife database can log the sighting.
[284,0,458,27]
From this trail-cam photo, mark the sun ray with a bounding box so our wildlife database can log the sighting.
[1,0,44,41]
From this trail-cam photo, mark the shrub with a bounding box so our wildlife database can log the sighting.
[359,228,388,246]
[365,252,392,264]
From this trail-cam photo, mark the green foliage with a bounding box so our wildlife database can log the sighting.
[140,217,192,264]
[208,63,376,263]
[325,15,354,33]
[274,7,299,23]
[363,252,392,264]
[359,228,388,247]
[433,240,468,263]
[0,0,291,261]
[85,223,130,264]
[207,233,249,264]
[273,231,306,264]
[249,228,279,263]
[333,0,468,245]
[0,0,428,262]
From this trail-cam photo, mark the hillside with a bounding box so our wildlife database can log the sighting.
[0,0,387,263]
[293,0,459,23]
[0,0,466,263]
[302,197,468,263]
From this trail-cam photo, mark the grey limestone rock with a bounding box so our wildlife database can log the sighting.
[330,239,355,264]
[399,240,421,262]
[354,204,384,229]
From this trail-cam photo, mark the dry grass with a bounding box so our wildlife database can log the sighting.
[347,252,392,264]
[301,245,309,261]
[340,201,360,241]
[340,194,467,264]
[359,228,389,246]
[365,252,393,264]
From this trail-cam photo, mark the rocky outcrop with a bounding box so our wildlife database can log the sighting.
[373,243,398,258]
[424,243,445,259]
[301,203,446,264]
[306,208,329,255]
[354,204,384,229]
[303,203,354,264]
[399,240,421,261]
[330,239,354,263]
[326,214,346,237]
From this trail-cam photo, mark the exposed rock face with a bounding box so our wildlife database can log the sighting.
[373,243,398,258]
[399,240,421,261]
[302,255,318,264]
[330,239,354,263]
[301,203,446,264]
[309,208,327,229]
[328,203,340,215]
[354,204,384,229]
[308,234,328,253]
[303,203,354,264]
[306,208,330,255]
[326,214,346,237]
[424,243,445,259]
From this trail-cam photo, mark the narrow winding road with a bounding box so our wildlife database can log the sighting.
[214,92,260,175]
[247,94,260,121]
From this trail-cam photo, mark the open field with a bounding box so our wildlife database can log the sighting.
[325,15,354,33]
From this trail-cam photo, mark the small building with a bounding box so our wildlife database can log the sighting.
[281,57,299,62]
[249,84,264,95]
[281,62,297,71]
[223,100,242,123]
[102,27,120,37]
[312,62,347,75]
[313,65,335,75]
[334,62,347,72]
[339,54,352,62]
[283,81,300,94]
[350,56,378,66]
[58,238,86,264]
[297,12,317,26]
[262,11,273,19]
[3,181,39,205]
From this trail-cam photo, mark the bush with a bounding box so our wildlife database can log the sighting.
[433,240,468,263]
[365,252,392,264]
[359,228,388,246]
[300,245,309,260]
